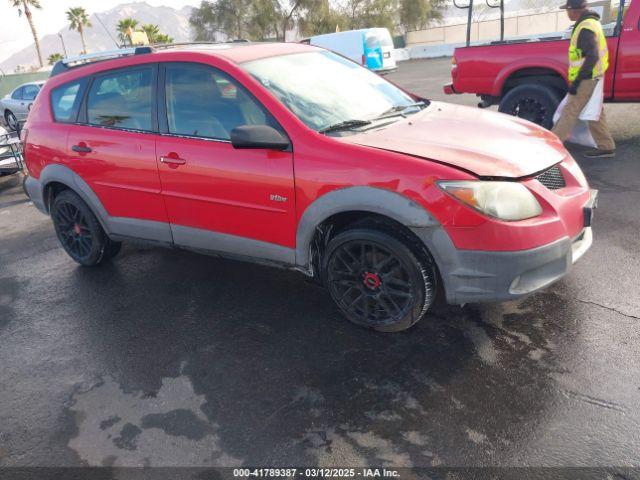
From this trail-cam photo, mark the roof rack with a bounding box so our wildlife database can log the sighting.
[49,42,256,77]
[50,46,154,77]
[149,40,254,51]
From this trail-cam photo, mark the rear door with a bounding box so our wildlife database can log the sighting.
[67,64,171,242]
[20,84,40,121]
[364,30,384,70]
[155,62,296,262]
[376,29,396,71]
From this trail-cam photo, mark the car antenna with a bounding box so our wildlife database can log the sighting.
[94,12,121,48]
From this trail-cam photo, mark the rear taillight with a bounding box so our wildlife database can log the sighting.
[19,128,29,175]
[361,54,366,65]
[451,57,458,79]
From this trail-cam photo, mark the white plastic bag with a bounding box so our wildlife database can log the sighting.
[552,80,604,148]
[579,79,604,121]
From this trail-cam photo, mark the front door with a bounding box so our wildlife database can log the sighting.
[155,62,296,263]
[613,5,640,100]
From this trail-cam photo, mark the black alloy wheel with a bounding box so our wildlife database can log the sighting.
[52,189,121,266]
[509,97,548,125]
[324,229,435,332]
[55,201,94,258]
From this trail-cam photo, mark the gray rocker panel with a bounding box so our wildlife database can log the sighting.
[31,164,294,264]
[172,225,295,266]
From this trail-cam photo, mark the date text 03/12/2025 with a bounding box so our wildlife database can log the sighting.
[233,468,400,478]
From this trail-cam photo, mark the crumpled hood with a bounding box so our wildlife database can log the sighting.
[340,102,567,178]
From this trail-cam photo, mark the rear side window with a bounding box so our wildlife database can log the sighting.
[11,87,23,100]
[87,67,152,131]
[51,80,85,123]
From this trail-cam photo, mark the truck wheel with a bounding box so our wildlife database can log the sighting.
[499,84,561,129]
[322,228,436,332]
[51,190,114,266]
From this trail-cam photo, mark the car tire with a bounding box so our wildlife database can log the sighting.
[51,190,114,266]
[322,228,436,332]
[499,84,562,130]
[4,111,19,132]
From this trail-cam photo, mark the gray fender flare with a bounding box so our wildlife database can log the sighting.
[38,164,112,234]
[295,186,440,267]
[37,164,173,243]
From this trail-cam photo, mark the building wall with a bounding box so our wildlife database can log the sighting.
[406,2,611,47]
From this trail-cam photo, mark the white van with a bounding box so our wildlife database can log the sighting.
[301,28,397,74]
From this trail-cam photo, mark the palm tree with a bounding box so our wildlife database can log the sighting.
[154,33,174,44]
[9,0,43,68]
[116,18,139,47]
[66,7,92,54]
[141,23,160,42]
[141,24,173,44]
[47,52,64,65]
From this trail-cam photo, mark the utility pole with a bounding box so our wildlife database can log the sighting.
[58,33,68,57]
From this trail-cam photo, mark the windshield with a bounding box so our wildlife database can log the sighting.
[242,51,416,132]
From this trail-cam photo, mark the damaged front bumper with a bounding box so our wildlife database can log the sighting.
[414,189,598,305]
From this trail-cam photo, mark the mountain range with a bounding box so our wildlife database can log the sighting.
[1,2,194,73]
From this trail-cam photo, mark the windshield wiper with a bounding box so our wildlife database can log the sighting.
[378,101,428,119]
[319,119,372,134]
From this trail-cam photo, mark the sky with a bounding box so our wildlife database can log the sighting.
[0,0,197,63]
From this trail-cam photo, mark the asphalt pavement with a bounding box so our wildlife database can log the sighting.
[0,58,639,472]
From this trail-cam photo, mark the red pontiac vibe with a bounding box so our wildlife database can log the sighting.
[22,43,597,332]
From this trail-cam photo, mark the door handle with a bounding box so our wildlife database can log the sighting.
[72,144,92,153]
[160,156,187,166]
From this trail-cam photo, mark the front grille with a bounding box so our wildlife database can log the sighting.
[536,166,566,190]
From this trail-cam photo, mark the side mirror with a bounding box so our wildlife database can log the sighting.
[230,125,290,150]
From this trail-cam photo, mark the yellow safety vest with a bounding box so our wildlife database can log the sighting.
[568,17,609,83]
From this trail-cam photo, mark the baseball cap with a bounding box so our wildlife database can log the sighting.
[560,0,587,9]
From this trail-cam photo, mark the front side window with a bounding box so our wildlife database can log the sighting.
[51,80,84,123]
[164,63,273,140]
[11,87,23,100]
[22,84,40,101]
[87,68,152,131]
[243,51,414,132]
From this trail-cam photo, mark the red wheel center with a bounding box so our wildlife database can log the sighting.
[363,272,382,290]
[73,223,82,235]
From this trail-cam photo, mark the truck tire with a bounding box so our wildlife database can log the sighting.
[322,228,436,332]
[499,84,562,130]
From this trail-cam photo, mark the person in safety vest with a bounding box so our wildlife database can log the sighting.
[552,0,616,158]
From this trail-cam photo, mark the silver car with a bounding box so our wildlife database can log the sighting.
[1,81,45,131]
